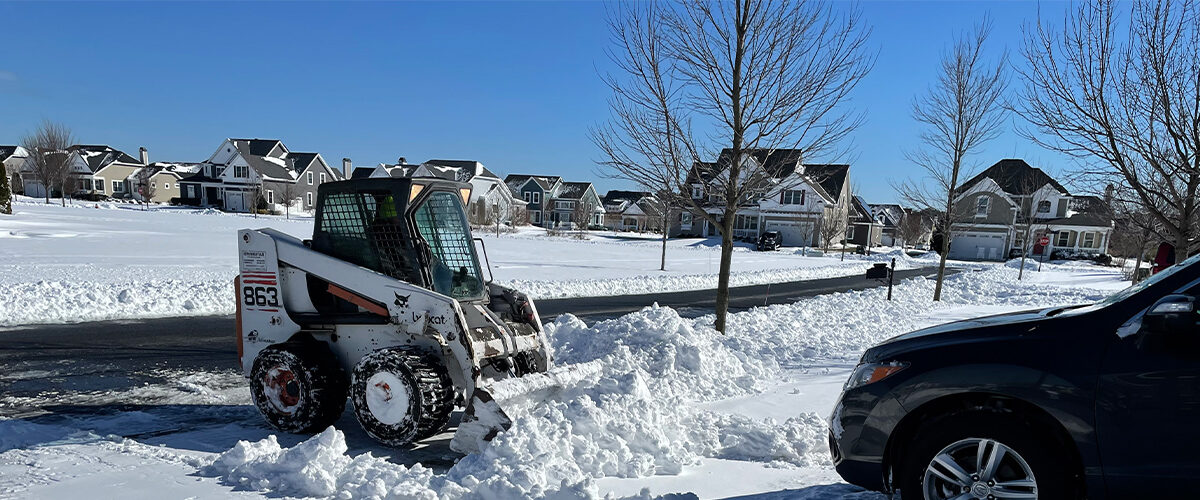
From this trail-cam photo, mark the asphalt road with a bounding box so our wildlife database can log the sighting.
[0,265,945,415]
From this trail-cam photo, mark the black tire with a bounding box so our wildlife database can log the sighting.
[249,342,348,433]
[897,411,1074,500]
[350,347,455,446]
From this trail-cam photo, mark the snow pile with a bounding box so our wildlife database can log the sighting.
[0,277,234,326]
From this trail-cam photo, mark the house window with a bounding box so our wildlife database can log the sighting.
[532,192,541,204]
[734,214,758,230]
[975,196,990,217]
[267,190,274,204]
[320,173,326,184]
[1037,200,1051,214]
[164,183,171,189]
[680,211,692,229]
[1082,232,1096,248]
[532,210,542,223]
[186,185,195,198]
[306,191,313,207]
[112,180,123,193]
[523,192,531,202]
[556,200,575,210]
[234,166,249,178]
[307,172,314,185]
[692,186,704,199]
[781,190,806,205]
[847,225,856,239]
[1056,231,1070,247]
[94,178,104,192]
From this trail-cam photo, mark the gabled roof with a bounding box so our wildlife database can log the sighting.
[869,203,905,227]
[719,148,806,178]
[956,159,1068,197]
[557,181,593,200]
[850,195,875,222]
[423,159,500,180]
[350,166,378,179]
[504,174,562,193]
[0,146,24,162]
[801,164,850,202]
[230,138,286,158]
[68,145,142,172]
[144,162,202,179]
[287,152,319,174]
[685,161,721,185]
[229,139,294,180]
[602,190,650,206]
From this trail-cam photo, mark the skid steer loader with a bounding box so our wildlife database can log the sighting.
[234,177,550,453]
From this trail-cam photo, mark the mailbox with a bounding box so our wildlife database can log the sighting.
[865,262,890,280]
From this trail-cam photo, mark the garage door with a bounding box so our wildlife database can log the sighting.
[764,220,814,247]
[23,181,46,199]
[948,232,1005,261]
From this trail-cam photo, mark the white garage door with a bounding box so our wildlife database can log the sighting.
[764,220,814,247]
[23,181,46,199]
[226,191,245,212]
[949,232,1005,261]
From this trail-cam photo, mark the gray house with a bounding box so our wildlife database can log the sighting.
[504,174,603,228]
[947,159,1113,260]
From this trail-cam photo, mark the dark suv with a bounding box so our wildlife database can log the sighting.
[757,231,782,251]
[831,254,1200,499]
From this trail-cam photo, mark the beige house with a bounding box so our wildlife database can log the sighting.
[129,162,202,203]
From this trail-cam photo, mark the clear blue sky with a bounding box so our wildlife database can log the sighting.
[0,1,1074,204]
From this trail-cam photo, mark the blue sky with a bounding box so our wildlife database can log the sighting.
[0,1,1074,203]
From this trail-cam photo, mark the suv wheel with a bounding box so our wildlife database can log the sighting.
[898,411,1073,500]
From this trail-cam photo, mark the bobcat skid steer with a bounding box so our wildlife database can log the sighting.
[235,177,550,453]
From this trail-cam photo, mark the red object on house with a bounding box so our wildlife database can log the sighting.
[1152,242,1176,274]
[1038,236,1050,246]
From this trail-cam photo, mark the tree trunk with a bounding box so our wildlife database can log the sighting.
[933,247,949,301]
[660,210,669,271]
[714,220,735,333]
[1133,242,1146,284]
[1018,251,1027,280]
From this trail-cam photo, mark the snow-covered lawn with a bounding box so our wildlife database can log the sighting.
[0,262,1128,499]
[0,197,925,326]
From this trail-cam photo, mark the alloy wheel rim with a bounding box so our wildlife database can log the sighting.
[922,437,1037,499]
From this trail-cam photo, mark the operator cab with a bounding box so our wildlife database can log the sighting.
[307,178,485,317]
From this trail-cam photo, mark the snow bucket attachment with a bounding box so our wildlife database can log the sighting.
[450,388,514,454]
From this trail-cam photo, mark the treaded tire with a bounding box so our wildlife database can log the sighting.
[897,410,1075,500]
[350,347,455,446]
[249,342,348,433]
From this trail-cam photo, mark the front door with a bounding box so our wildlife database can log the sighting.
[1096,288,1200,496]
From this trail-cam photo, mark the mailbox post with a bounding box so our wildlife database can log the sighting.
[865,258,897,300]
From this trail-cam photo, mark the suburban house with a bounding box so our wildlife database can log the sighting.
[947,158,1114,261]
[1,146,28,194]
[15,144,147,199]
[130,162,202,203]
[602,190,665,231]
[178,139,341,213]
[372,158,523,224]
[504,174,604,228]
[868,203,905,247]
[672,148,853,249]
[847,196,882,247]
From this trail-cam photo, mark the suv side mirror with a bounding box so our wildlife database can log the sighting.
[1143,294,1197,334]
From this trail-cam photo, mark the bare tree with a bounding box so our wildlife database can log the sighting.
[133,167,156,210]
[894,19,1008,301]
[594,0,872,332]
[1017,0,1200,264]
[572,199,595,232]
[278,182,302,219]
[896,209,929,250]
[1012,177,1058,280]
[820,199,849,252]
[20,120,75,206]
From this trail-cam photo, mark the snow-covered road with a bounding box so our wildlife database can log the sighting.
[0,262,1128,499]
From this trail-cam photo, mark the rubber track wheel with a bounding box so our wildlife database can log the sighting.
[350,347,455,446]
[249,341,348,433]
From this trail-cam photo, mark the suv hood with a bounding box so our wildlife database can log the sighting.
[863,306,1077,361]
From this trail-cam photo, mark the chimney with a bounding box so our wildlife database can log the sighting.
[342,158,352,178]
[139,147,149,165]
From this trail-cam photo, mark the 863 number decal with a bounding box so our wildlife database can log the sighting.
[242,285,280,308]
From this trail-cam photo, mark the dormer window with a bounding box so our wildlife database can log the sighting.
[692,186,704,199]
[1037,200,1051,214]
[975,196,990,217]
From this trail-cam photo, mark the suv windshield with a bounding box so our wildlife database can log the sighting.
[412,191,486,300]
